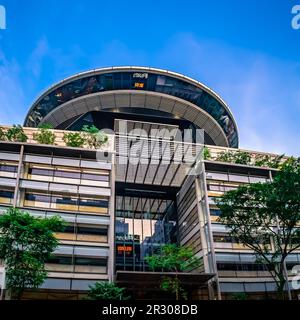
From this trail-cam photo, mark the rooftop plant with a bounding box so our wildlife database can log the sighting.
[6,125,28,142]
[33,124,56,145]
[0,127,6,141]
[82,125,108,149]
[63,132,85,148]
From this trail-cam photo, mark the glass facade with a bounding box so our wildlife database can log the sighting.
[24,191,109,214]
[115,194,177,271]
[25,71,238,147]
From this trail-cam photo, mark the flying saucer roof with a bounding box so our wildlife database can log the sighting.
[24,66,239,148]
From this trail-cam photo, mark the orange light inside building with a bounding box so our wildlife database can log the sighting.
[134,82,144,88]
[117,245,133,252]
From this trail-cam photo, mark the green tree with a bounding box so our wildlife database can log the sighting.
[33,124,56,145]
[216,159,300,299]
[145,244,201,300]
[6,125,28,142]
[87,282,129,300]
[82,125,108,149]
[0,207,64,299]
[63,132,85,148]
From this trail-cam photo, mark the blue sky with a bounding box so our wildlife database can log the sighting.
[0,0,299,155]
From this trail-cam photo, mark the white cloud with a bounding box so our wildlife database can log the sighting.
[26,37,49,78]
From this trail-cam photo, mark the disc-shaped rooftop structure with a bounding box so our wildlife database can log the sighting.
[24,66,239,148]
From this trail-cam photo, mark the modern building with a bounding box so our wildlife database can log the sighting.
[0,66,299,299]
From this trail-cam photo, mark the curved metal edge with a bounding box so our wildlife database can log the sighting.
[24,66,239,147]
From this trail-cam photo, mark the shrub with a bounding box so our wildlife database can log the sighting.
[254,154,270,167]
[216,151,235,163]
[203,146,211,160]
[216,151,251,165]
[87,282,129,300]
[254,154,285,169]
[82,125,108,149]
[6,125,28,142]
[0,127,6,141]
[63,132,85,148]
[233,151,251,165]
[268,154,285,169]
[33,125,56,145]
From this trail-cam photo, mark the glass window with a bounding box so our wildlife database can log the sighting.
[228,174,249,183]
[81,173,109,182]
[206,172,229,181]
[74,257,106,266]
[0,190,14,199]
[25,193,51,203]
[54,170,80,179]
[77,226,107,236]
[47,256,72,265]
[28,168,54,177]
[0,164,17,173]
[210,209,221,216]
[79,198,108,208]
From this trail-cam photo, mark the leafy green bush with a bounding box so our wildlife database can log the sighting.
[268,154,285,169]
[254,154,285,168]
[233,151,251,165]
[87,282,129,300]
[254,154,270,167]
[6,125,28,142]
[82,125,108,149]
[203,146,211,160]
[33,126,56,145]
[216,151,235,163]
[63,132,85,148]
[82,125,99,134]
[0,127,6,141]
[216,151,251,165]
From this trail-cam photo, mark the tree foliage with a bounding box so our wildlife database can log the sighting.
[87,282,129,300]
[216,159,300,299]
[0,207,64,299]
[145,244,201,300]
[146,244,201,272]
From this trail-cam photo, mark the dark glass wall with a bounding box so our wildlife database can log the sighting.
[115,194,177,272]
